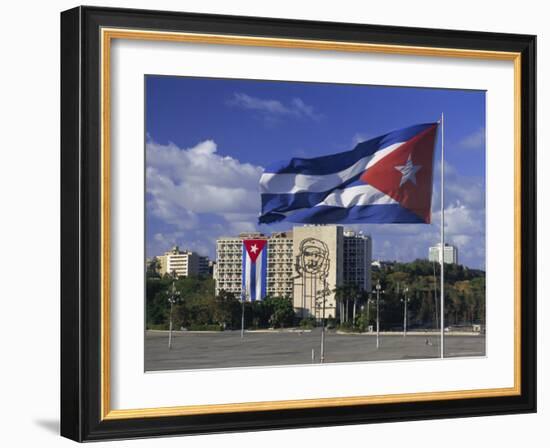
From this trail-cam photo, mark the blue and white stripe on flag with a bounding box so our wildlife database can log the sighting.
[241,239,268,301]
[258,122,439,225]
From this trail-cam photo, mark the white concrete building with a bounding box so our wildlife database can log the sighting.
[214,235,249,295]
[158,246,210,277]
[214,232,294,297]
[429,243,458,264]
[266,230,294,297]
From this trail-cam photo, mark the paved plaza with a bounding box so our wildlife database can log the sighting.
[145,329,485,371]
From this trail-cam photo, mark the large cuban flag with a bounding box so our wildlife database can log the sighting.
[259,123,439,225]
[242,239,268,301]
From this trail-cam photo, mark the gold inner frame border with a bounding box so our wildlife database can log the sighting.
[99,27,522,421]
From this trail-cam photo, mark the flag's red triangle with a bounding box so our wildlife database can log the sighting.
[243,239,267,263]
[360,124,438,223]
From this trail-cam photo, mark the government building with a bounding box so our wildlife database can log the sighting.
[158,246,210,278]
[214,225,372,319]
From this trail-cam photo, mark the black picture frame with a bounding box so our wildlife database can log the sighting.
[61,5,536,442]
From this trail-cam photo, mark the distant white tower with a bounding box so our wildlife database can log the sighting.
[429,243,458,264]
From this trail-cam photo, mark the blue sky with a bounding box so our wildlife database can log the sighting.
[146,76,486,269]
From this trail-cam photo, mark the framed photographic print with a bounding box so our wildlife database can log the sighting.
[60,6,536,442]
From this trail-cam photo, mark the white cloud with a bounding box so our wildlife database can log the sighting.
[458,127,485,150]
[146,139,264,258]
[228,92,321,121]
[450,234,472,247]
[147,139,263,216]
[289,98,320,120]
[432,160,485,209]
[446,180,485,209]
[351,132,372,147]
[443,201,484,235]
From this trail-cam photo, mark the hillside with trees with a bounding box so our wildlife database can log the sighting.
[363,259,485,331]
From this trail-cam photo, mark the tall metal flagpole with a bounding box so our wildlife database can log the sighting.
[241,290,246,340]
[440,112,445,359]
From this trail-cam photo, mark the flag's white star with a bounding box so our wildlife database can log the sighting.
[395,154,422,187]
[250,244,258,254]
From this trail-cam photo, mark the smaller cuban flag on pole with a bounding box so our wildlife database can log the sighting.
[242,239,268,301]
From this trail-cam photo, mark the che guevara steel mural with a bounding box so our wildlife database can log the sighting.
[295,238,331,319]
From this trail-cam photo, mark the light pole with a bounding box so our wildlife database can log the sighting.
[320,278,327,363]
[401,286,410,337]
[366,295,373,323]
[241,289,248,339]
[167,274,181,350]
[375,281,384,349]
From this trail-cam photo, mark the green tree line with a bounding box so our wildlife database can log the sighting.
[146,273,295,331]
[146,258,485,332]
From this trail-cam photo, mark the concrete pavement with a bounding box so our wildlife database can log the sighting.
[145,329,485,371]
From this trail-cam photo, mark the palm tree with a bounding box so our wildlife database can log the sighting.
[347,283,360,324]
[333,285,348,324]
[354,287,369,325]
